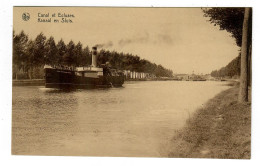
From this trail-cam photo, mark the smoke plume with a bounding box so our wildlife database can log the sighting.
[118,33,149,47]
[95,41,113,49]
[118,32,173,47]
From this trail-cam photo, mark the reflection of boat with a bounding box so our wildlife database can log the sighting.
[44,47,124,89]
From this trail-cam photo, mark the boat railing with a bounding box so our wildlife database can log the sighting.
[44,64,76,71]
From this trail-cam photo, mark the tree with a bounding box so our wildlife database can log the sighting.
[203,8,252,103]
[210,54,241,78]
[74,42,83,66]
[63,40,75,66]
[238,8,250,102]
[13,31,174,79]
[56,39,66,65]
[82,46,91,66]
[203,8,245,47]
[26,40,35,79]
[32,33,46,66]
[44,36,57,65]
[26,33,46,79]
[97,49,109,66]
[13,31,29,79]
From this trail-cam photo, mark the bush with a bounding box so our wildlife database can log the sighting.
[13,71,29,80]
[32,67,44,79]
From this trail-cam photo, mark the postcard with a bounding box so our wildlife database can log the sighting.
[12,7,251,159]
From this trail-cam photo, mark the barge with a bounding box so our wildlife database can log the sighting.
[44,47,124,89]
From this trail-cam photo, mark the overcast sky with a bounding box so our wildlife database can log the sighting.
[13,7,240,74]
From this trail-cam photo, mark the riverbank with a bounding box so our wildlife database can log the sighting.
[12,79,45,86]
[168,84,251,159]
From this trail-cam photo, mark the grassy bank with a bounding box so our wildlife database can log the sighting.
[168,84,251,159]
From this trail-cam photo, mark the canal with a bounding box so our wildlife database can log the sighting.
[12,81,230,157]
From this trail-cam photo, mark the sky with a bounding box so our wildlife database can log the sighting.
[13,7,240,74]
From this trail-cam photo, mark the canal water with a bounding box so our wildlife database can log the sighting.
[12,81,230,157]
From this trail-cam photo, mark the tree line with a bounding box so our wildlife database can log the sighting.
[13,31,173,79]
[210,54,241,78]
[203,7,252,102]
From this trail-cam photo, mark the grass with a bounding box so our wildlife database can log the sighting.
[168,84,251,159]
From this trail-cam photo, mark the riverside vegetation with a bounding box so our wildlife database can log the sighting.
[168,82,251,159]
[13,31,173,80]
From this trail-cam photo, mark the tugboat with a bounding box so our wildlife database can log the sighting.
[44,47,124,89]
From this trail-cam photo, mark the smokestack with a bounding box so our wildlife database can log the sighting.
[92,46,97,67]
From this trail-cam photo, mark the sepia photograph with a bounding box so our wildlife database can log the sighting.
[11,7,252,159]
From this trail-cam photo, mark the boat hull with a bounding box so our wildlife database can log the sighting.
[45,68,124,89]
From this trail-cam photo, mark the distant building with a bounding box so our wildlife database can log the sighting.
[123,70,153,80]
